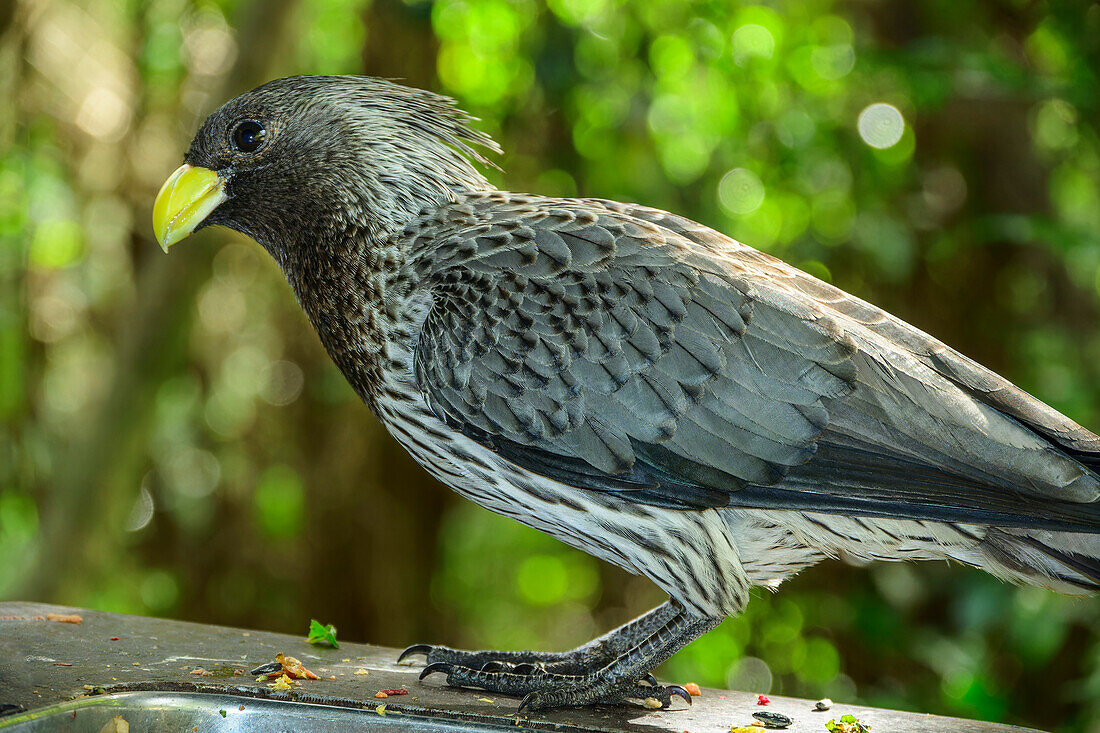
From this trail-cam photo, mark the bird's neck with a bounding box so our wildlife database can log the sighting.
[278,206,424,411]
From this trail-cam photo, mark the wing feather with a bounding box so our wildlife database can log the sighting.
[410,193,1100,530]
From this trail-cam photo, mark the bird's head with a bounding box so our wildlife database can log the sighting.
[153,75,499,263]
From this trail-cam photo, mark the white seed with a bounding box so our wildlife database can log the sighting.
[815,698,833,711]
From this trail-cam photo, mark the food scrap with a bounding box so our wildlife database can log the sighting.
[109,637,120,641]
[825,714,871,733]
[279,653,320,680]
[269,674,293,691]
[219,710,227,718]
[756,694,771,705]
[815,698,833,711]
[683,682,702,696]
[642,697,663,709]
[354,668,370,675]
[380,688,408,696]
[307,619,339,648]
[478,697,494,703]
[97,714,129,733]
[375,691,388,699]
[251,661,281,676]
[253,653,319,681]
[190,668,213,676]
[752,711,793,729]
[0,614,83,625]
[730,728,759,733]
[376,704,386,716]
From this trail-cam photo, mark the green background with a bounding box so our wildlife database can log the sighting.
[2,0,1099,729]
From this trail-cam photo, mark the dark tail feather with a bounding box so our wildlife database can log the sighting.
[982,529,1100,593]
[1017,535,1100,588]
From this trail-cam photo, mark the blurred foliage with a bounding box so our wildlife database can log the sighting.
[2,0,1100,730]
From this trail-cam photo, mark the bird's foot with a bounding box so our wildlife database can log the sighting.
[397,603,719,711]
[417,661,690,711]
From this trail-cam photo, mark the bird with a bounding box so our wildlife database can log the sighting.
[153,75,1100,712]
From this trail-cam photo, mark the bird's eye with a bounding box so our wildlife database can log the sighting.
[231,120,266,153]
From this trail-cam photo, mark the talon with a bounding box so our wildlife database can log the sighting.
[642,673,658,686]
[517,692,537,713]
[419,661,452,680]
[668,685,692,706]
[398,644,433,664]
[480,661,503,672]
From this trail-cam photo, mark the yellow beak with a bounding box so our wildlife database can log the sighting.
[152,164,228,252]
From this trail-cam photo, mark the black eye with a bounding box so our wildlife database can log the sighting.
[231,120,266,153]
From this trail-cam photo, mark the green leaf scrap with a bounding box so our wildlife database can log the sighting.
[307,618,339,648]
[825,715,871,733]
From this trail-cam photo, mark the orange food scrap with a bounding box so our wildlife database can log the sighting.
[1,614,84,625]
[190,668,213,676]
[375,691,388,699]
[262,653,319,680]
[684,682,701,696]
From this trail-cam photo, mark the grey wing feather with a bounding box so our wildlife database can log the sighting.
[411,193,1100,529]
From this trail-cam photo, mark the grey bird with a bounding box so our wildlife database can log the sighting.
[153,76,1100,711]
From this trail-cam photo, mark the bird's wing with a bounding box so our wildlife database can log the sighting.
[410,194,1100,530]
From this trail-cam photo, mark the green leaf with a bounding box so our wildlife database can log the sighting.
[307,618,339,648]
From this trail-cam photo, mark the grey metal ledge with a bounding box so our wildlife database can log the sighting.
[0,602,1043,732]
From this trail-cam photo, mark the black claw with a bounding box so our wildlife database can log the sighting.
[419,661,452,680]
[642,674,658,687]
[480,661,504,672]
[668,685,692,706]
[517,692,537,713]
[397,644,433,664]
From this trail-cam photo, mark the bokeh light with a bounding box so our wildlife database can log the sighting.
[857,103,906,149]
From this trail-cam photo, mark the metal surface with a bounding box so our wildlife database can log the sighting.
[0,691,518,732]
[0,602,1046,732]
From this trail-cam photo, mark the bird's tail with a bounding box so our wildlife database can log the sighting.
[979,528,1100,594]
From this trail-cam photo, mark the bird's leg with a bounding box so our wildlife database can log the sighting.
[416,604,723,711]
[398,600,680,675]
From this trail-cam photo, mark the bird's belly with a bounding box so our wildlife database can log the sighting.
[373,387,752,617]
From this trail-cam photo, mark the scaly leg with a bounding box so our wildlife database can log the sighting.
[411,602,722,711]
